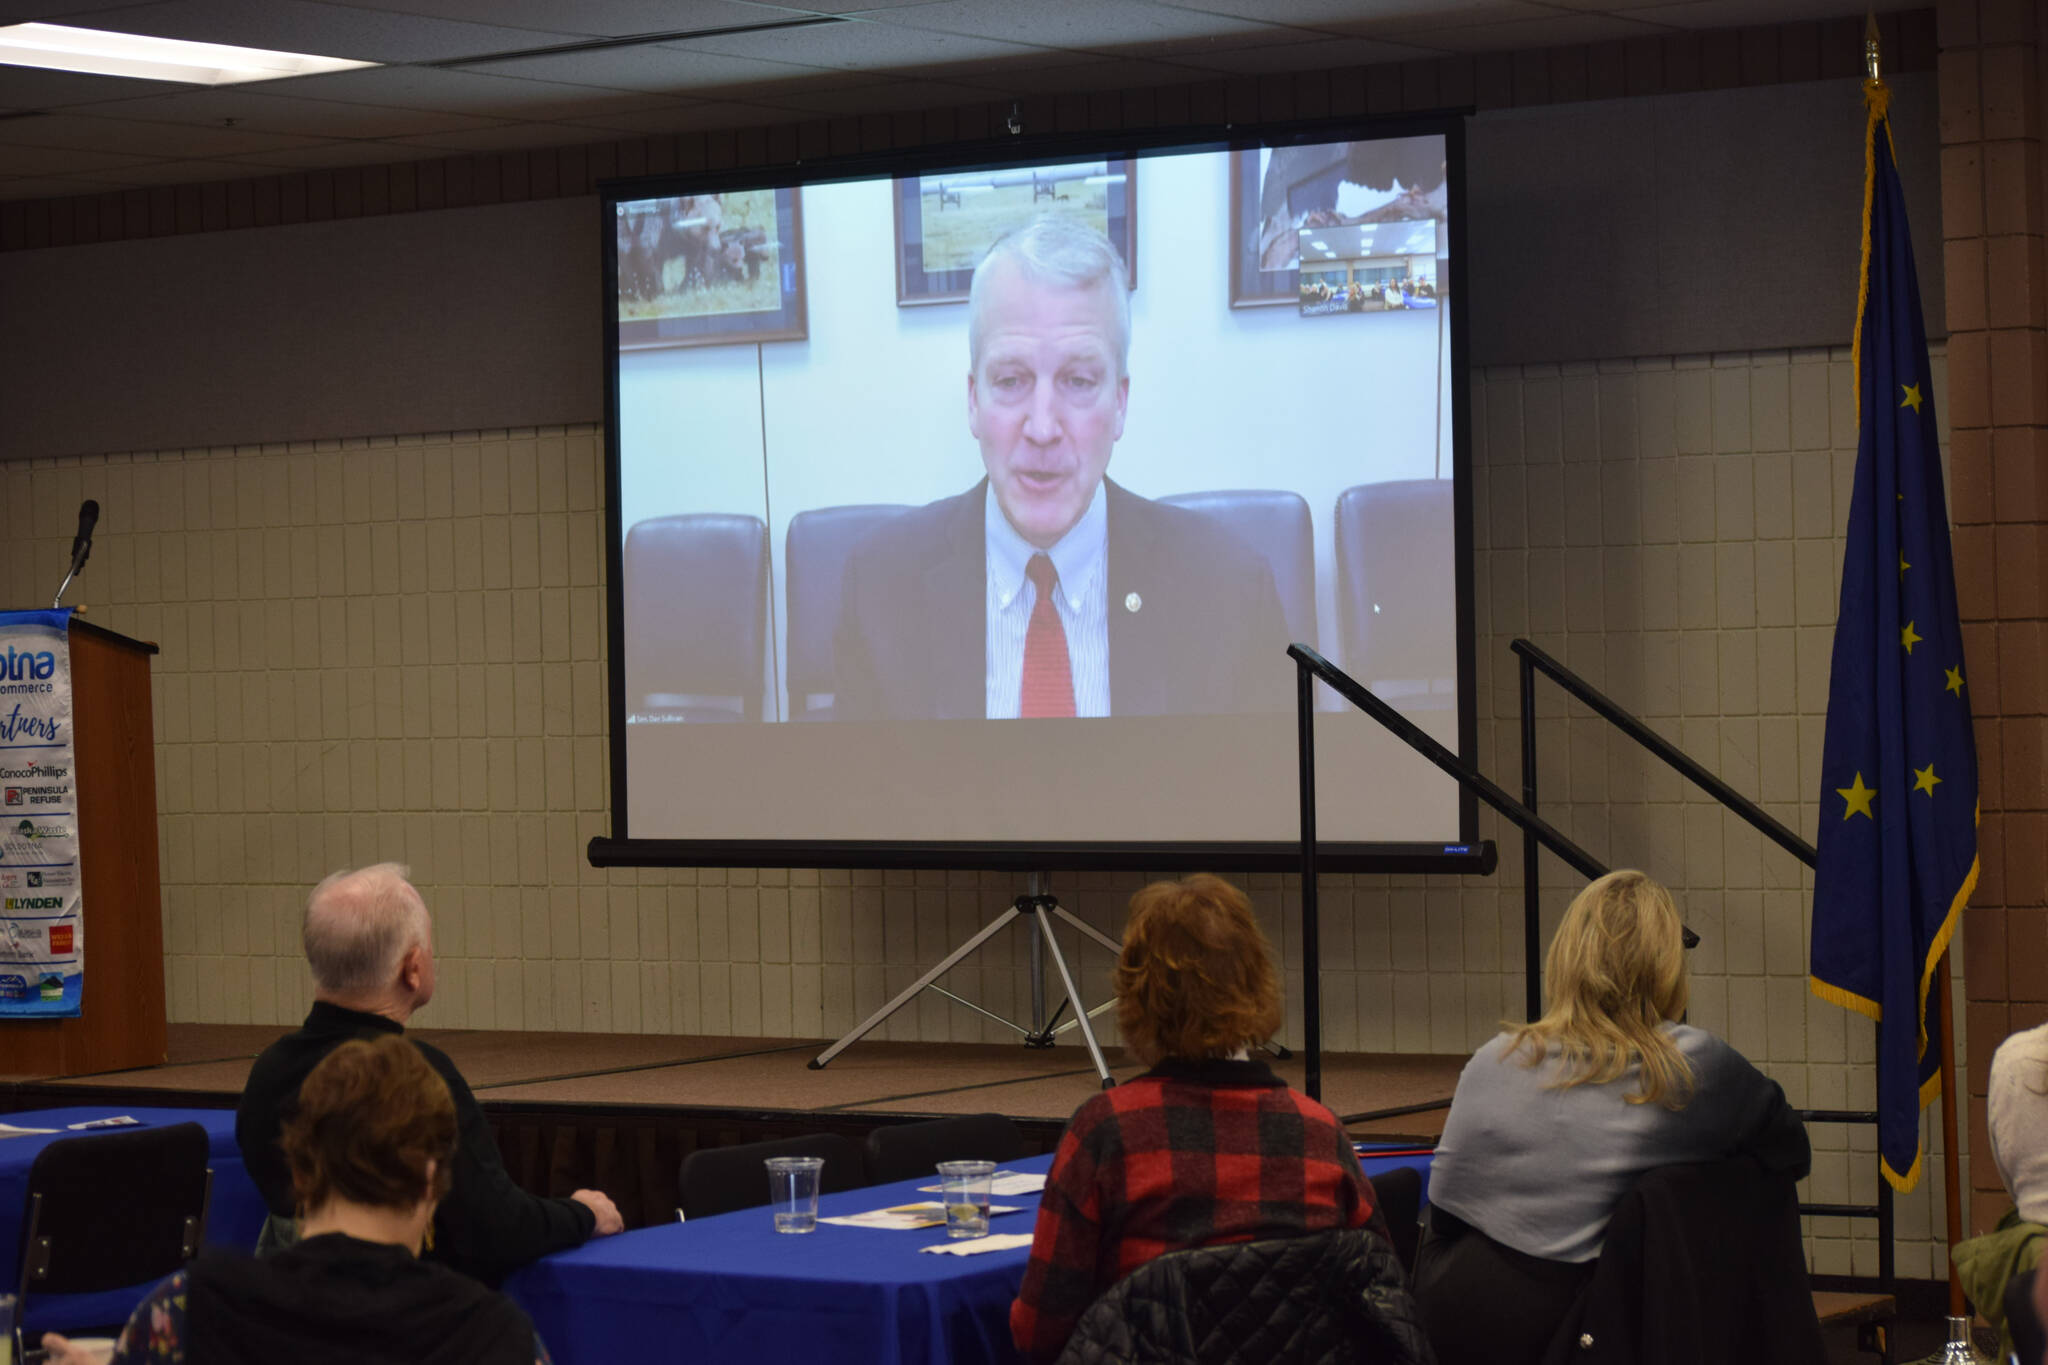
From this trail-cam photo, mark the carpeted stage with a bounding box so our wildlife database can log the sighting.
[1,1025,1460,1229]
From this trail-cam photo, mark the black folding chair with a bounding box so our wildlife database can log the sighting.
[677,1133,866,1221]
[15,1122,212,1355]
[865,1113,1028,1186]
[1368,1165,1423,1276]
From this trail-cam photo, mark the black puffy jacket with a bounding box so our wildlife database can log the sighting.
[1054,1227,1437,1365]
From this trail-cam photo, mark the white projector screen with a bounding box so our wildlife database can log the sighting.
[603,123,1475,864]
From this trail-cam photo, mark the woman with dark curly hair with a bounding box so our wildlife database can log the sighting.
[43,1033,547,1365]
[1008,874,1390,1363]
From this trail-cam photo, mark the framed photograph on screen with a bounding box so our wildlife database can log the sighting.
[1231,138,1450,309]
[893,159,1136,306]
[616,187,806,349]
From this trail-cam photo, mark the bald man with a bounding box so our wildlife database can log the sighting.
[236,864,621,1285]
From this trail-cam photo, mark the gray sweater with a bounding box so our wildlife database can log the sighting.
[1426,1023,1809,1262]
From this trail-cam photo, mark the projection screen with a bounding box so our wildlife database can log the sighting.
[598,119,1477,868]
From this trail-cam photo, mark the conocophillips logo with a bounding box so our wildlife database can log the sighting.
[0,762,64,780]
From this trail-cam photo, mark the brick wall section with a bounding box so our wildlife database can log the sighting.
[0,12,1936,253]
[1940,0,2048,1238]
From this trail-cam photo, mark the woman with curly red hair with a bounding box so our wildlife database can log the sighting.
[1009,874,1389,1362]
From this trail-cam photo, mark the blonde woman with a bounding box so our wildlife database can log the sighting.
[1413,870,1808,1365]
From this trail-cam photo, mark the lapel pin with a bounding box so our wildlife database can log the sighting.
[1124,592,1142,613]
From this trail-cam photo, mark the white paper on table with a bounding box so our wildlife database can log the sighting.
[915,1172,1047,1197]
[818,1202,1027,1231]
[919,1233,1036,1256]
[66,1116,141,1130]
[0,1123,58,1137]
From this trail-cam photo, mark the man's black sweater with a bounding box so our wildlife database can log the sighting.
[235,1001,595,1286]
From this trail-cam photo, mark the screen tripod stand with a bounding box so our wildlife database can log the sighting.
[808,872,1123,1087]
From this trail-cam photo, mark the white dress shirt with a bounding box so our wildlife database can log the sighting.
[985,482,1109,718]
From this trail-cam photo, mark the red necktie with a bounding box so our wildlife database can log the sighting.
[1020,554,1075,719]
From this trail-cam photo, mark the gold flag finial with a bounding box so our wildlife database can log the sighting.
[1865,12,1881,80]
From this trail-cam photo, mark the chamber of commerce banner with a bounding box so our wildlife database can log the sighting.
[0,607,82,1017]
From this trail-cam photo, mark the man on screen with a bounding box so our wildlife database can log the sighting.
[832,216,1290,721]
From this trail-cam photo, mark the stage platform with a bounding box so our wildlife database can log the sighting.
[1,1024,1460,1228]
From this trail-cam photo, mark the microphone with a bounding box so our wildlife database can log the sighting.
[52,499,99,608]
[70,500,99,575]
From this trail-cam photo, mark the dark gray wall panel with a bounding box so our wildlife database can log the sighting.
[1467,72,1942,366]
[0,196,602,462]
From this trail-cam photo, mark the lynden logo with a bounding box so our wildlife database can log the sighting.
[5,896,62,911]
[0,646,55,683]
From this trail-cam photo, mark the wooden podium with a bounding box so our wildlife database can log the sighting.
[4,617,166,1075]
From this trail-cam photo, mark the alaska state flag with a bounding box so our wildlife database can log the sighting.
[1809,79,1979,1194]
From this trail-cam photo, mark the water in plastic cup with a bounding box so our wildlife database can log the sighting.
[937,1159,995,1239]
[765,1155,825,1234]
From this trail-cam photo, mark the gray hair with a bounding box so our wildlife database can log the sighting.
[302,863,430,995]
[968,214,1131,375]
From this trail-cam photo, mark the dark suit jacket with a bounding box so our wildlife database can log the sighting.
[832,478,1292,720]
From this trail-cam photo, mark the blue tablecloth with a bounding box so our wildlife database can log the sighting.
[1,1105,267,1335]
[507,1145,1435,1365]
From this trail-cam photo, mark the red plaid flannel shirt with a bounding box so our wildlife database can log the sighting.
[1008,1057,1378,1363]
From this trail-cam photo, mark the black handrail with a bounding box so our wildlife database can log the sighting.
[1514,637,1891,1292]
[1290,644,1606,879]
[1511,639,1817,868]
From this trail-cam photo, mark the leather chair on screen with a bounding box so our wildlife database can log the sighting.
[622,513,768,721]
[865,1113,1028,1186]
[783,504,910,720]
[15,1122,212,1347]
[1334,480,1456,710]
[1161,489,1318,649]
[677,1133,866,1221]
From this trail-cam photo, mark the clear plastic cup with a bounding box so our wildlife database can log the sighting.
[937,1159,995,1239]
[0,1293,15,1365]
[765,1155,825,1233]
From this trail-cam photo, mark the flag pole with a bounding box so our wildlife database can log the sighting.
[1935,955,1965,1316]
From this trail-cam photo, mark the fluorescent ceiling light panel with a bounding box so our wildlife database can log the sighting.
[0,22,376,85]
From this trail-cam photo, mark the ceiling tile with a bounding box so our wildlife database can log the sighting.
[1136,34,1452,73]
[1151,0,1532,29]
[0,175,132,200]
[749,0,971,11]
[67,87,507,139]
[858,0,1296,52]
[923,56,1186,95]
[669,16,1052,71]
[60,0,592,63]
[68,155,267,184]
[0,141,155,174]
[259,64,689,119]
[744,74,996,113]
[445,42,826,93]
[556,99,798,134]
[0,110,326,157]
[386,119,627,151]
[221,139,450,168]
[0,66,197,110]
[332,0,807,37]
[1278,2,1555,41]
[1389,11,1675,52]
[1615,0,1916,26]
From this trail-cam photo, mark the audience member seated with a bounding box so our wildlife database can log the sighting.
[43,1034,548,1365]
[1993,1017,2048,1224]
[1009,874,1392,1363]
[1412,870,1809,1365]
[1952,1020,2048,1361]
[236,863,621,1284]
